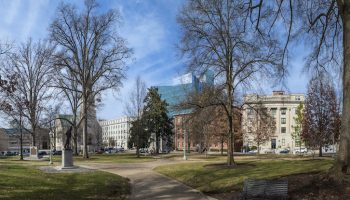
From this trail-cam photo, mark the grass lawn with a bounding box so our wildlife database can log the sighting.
[52,153,156,163]
[154,158,334,193]
[0,158,130,200]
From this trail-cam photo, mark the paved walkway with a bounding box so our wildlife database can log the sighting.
[79,159,216,200]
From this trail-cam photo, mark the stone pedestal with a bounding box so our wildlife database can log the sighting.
[29,146,39,159]
[62,149,74,169]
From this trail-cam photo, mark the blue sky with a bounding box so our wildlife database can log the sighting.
[0,0,311,121]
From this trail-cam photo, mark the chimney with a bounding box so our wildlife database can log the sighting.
[272,91,284,96]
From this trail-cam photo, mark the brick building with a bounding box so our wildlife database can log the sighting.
[174,106,242,152]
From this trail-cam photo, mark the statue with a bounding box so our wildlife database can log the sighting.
[64,126,72,150]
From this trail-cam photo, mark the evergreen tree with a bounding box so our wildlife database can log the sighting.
[128,117,151,157]
[143,87,173,154]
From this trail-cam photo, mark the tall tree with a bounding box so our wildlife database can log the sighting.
[53,65,83,155]
[178,0,285,166]
[2,39,55,147]
[292,103,304,155]
[50,0,132,158]
[143,87,173,154]
[302,72,341,157]
[124,76,147,157]
[246,0,350,177]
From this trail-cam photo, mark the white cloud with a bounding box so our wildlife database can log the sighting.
[21,0,49,39]
[121,13,166,60]
[4,0,21,24]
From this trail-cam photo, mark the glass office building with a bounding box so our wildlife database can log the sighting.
[155,71,214,117]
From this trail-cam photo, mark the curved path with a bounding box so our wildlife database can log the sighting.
[79,159,216,200]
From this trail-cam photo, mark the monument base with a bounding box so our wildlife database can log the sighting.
[62,149,74,168]
[29,146,39,159]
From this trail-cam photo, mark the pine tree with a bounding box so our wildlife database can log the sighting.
[143,87,174,154]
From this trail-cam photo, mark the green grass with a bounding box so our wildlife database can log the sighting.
[154,158,334,193]
[0,161,130,200]
[51,153,156,163]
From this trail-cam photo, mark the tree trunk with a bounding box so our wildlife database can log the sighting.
[82,96,89,159]
[19,120,23,161]
[156,134,160,154]
[336,3,350,175]
[227,87,235,166]
[319,145,323,157]
[136,146,140,158]
[227,114,235,165]
[221,138,224,156]
[31,125,36,147]
[73,126,78,156]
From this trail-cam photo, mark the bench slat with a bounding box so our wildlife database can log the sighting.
[240,178,288,199]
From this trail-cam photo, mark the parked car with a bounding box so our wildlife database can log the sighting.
[264,149,276,154]
[248,149,258,154]
[38,151,47,156]
[4,151,17,156]
[139,148,148,153]
[279,149,290,154]
[53,150,62,155]
[95,149,104,154]
[116,147,125,152]
[295,148,307,154]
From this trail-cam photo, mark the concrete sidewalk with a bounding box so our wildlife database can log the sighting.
[80,160,216,200]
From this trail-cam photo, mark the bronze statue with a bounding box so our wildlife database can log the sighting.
[64,126,73,150]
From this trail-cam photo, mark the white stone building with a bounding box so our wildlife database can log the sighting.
[242,91,305,153]
[99,117,133,149]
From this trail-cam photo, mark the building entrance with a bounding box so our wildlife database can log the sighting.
[271,139,276,149]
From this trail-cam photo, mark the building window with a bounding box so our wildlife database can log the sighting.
[270,108,277,115]
[282,139,285,146]
[281,127,286,133]
[281,118,286,124]
[281,108,287,115]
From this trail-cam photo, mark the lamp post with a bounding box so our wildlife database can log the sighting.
[49,131,53,165]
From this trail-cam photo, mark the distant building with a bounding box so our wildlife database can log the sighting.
[153,71,215,152]
[242,91,305,153]
[55,103,102,152]
[99,116,133,149]
[174,106,242,152]
[0,128,49,153]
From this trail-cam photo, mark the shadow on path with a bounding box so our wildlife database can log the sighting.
[80,160,216,200]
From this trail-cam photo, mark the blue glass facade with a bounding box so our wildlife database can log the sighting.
[155,71,214,117]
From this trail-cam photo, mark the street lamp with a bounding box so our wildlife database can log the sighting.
[49,131,53,165]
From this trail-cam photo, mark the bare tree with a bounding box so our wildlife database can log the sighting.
[0,95,27,160]
[245,0,350,178]
[42,104,61,151]
[188,106,216,156]
[302,72,341,157]
[2,39,55,147]
[178,1,285,166]
[50,0,132,158]
[124,76,147,157]
[53,66,83,155]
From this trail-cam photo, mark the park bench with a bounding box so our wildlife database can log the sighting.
[236,178,288,200]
